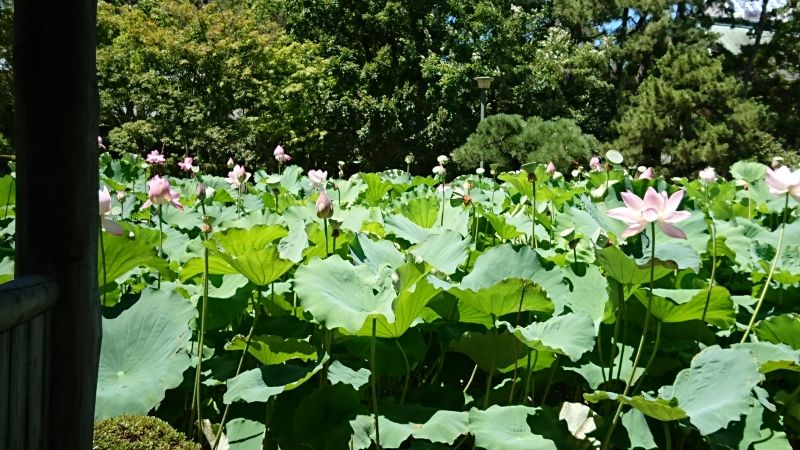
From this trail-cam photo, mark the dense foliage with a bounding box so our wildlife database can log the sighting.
[4,152,799,449]
[93,415,200,450]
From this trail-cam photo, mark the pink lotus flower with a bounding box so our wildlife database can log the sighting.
[226,165,251,191]
[638,167,654,180]
[546,161,556,174]
[698,167,716,183]
[432,165,445,176]
[99,186,123,235]
[607,188,691,239]
[146,150,165,165]
[274,145,292,164]
[765,166,800,201]
[308,169,327,189]
[316,189,333,219]
[227,157,235,168]
[589,157,601,171]
[178,156,196,172]
[116,190,125,201]
[140,175,184,211]
[98,136,106,150]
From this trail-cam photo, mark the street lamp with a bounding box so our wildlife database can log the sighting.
[474,76,493,168]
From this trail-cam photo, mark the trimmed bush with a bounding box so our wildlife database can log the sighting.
[93,415,199,450]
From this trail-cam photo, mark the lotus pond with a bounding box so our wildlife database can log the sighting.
[9,152,800,449]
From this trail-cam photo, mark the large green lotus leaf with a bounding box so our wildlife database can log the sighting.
[349,415,413,449]
[0,175,15,210]
[160,227,196,264]
[621,409,657,450]
[350,233,405,272]
[502,312,596,362]
[666,346,762,435]
[565,343,643,389]
[223,355,327,404]
[459,244,568,311]
[180,254,238,281]
[732,342,800,373]
[755,313,800,349]
[450,331,523,373]
[634,286,735,328]
[384,213,435,244]
[730,161,769,183]
[449,280,554,320]
[398,195,440,228]
[484,211,523,241]
[280,165,304,194]
[226,418,266,450]
[499,172,534,202]
[596,246,673,285]
[294,255,396,332]
[99,224,170,284]
[583,391,687,421]
[563,264,608,326]
[95,289,196,419]
[352,262,440,338]
[410,229,470,275]
[206,225,293,286]
[226,335,317,365]
[468,405,557,450]
[277,218,309,263]
[361,173,394,206]
[327,360,371,390]
[636,241,701,272]
[411,410,469,444]
[496,349,556,374]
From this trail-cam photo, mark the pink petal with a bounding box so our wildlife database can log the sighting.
[102,217,124,236]
[620,191,645,211]
[607,207,643,225]
[620,223,647,238]
[642,208,659,222]
[140,199,153,210]
[663,210,691,224]
[659,222,687,240]
[643,187,666,213]
[665,189,685,214]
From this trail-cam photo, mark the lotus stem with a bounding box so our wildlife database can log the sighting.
[701,220,717,322]
[323,218,329,257]
[157,204,163,289]
[608,280,624,383]
[3,177,12,218]
[741,193,790,343]
[463,364,478,394]
[602,222,657,450]
[440,179,446,227]
[508,284,527,403]
[531,183,537,249]
[522,349,538,405]
[190,244,209,439]
[99,223,108,307]
[370,318,381,450]
[540,357,558,406]
[395,340,410,405]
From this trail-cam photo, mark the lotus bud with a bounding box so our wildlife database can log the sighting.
[196,182,206,200]
[316,190,333,219]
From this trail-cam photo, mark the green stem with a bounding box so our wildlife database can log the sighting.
[631,320,662,393]
[157,204,163,289]
[601,223,657,450]
[99,225,107,307]
[608,280,623,382]
[323,218,329,257]
[508,284,527,403]
[741,193,790,343]
[395,340,410,405]
[522,349,538,405]
[701,221,717,323]
[663,421,672,450]
[370,318,382,450]
[540,357,558,406]
[214,289,262,450]
[191,245,210,438]
[440,180,446,227]
[463,364,478,394]
[3,177,12,218]
[531,183,537,249]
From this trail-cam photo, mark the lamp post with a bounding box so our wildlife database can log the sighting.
[474,76,493,169]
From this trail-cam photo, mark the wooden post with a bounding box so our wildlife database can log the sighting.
[14,0,100,448]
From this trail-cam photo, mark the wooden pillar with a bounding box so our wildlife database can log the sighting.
[14,0,100,449]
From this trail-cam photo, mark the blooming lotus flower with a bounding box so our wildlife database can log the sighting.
[274,145,292,164]
[274,145,285,158]
[765,166,800,201]
[316,189,333,219]
[178,156,196,172]
[140,176,184,211]
[771,157,784,169]
[437,155,449,165]
[607,188,691,239]
[146,150,165,165]
[99,186,123,235]
[546,161,556,174]
[638,167,654,180]
[226,165,251,191]
[308,169,328,189]
[432,165,445,176]
[698,167,716,184]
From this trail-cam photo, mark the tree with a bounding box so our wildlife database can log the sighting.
[613,41,780,172]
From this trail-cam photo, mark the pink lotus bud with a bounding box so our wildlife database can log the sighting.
[98,136,106,150]
[546,161,556,174]
[99,186,123,235]
[140,175,184,211]
[116,190,125,201]
[146,150,165,165]
[316,189,333,219]
[589,157,601,171]
[274,145,285,157]
[638,167,654,180]
[196,182,206,200]
[99,186,113,215]
[227,157,235,168]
